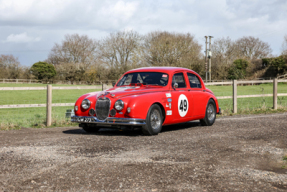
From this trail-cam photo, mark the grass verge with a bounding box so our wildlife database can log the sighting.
[0,107,78,130]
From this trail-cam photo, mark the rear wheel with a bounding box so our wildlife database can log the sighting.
[200,99,216,126]
[142,104,163,136]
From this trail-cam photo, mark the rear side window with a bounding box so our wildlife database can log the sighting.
[172,73,186,88]
[187,73,202,88]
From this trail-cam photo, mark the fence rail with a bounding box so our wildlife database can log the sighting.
[217,93,287,99]
[0,79,115,85]
[0,79,41,83]
[205,79,287,86]
[0,85,113,91]
[2,78,286,85]
[0,103,74,109]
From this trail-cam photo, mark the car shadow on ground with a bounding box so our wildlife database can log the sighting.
[63,121,201,136]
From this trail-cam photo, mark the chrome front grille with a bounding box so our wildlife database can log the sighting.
[95,97,111,120]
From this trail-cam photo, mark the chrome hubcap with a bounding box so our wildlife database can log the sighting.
[207,104,215,122]
[150,109,161,130]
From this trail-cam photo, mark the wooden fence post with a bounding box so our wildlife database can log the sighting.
[233,80,237,114]
[273,78,277,109]
[46,85,52,126]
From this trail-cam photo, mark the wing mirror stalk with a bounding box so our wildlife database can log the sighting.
[173,83,178,90]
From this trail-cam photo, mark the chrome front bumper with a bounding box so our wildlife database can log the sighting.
[71,116,146,126]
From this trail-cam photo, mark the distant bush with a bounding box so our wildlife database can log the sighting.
[262,56,287,77]
[228,59,249,80]
[30,61,56,80]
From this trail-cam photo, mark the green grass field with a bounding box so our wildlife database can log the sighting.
[0,83,286,130]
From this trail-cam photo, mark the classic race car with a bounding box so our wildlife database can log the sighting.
[71,67,221,135]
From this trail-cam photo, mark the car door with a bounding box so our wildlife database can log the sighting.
[187,72,208,117]
[170,72,193,123]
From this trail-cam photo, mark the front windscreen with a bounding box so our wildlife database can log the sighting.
[117,72,169,86]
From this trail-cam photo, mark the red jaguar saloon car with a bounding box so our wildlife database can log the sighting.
[71,67,221,135]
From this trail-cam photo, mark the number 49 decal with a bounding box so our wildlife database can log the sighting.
[178,94,189,117]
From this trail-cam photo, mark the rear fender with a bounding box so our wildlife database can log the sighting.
[206,95,220,114]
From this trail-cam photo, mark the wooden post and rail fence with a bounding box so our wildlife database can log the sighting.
[1,80,287,126]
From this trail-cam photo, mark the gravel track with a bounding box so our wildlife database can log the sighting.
[0,113,287,191]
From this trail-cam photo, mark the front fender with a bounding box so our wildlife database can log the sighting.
[123,92,167,120]
[74,91,100,116]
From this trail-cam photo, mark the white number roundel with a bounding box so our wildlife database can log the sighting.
[178,94,189,117]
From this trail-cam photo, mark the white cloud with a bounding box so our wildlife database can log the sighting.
[4,32,41,43]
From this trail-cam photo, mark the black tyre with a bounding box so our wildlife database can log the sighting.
[200,99,216,126]
[82,124,100,133]
[142,104,163,136]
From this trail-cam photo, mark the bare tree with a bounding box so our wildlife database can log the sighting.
[99,30,142,79]
[211,36,273,79]
[211,37,237,79]
[0,54,22,79]
[47,34,98,67]
[143,31,203,71]
[234,36,272,60]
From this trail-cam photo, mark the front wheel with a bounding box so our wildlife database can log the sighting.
[142,104,163,136]
[81,124,100,133]
[200,99,216,126]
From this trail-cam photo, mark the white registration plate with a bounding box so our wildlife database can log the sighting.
[75,117,95,123]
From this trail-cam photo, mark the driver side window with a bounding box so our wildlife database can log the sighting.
[172,73,186,88]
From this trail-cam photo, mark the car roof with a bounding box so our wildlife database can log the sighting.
[126,67,196,74]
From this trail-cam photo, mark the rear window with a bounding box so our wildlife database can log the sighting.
[187,73,202,88]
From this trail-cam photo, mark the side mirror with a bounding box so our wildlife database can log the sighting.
[173,83,178,89]
[112,82,116,87]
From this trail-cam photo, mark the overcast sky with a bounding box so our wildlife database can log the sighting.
[0,0,287,66]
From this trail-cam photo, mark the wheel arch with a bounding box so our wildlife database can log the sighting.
[207,96,219,113]
[152,102,166,124]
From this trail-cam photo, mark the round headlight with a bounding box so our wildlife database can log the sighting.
[114,100,124,111]
[81,99,91,110]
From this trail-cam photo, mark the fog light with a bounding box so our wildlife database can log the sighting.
[89,109,95,116]
[74,106,78,111]
[110,109,116,116]
[127,107,131,113]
